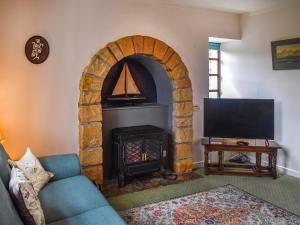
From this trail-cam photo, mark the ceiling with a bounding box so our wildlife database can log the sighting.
[143,0,296,13]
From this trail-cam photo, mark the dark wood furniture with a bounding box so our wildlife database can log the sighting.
[202,138,281,178]
[113,125,166,187]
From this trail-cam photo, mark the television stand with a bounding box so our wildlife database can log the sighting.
[236,140,249,146]
[202,138,281,178]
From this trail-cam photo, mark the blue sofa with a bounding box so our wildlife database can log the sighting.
[0,144,126,225]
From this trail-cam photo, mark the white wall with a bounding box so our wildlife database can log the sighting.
[0,0,240,161]
[221,2,300,177]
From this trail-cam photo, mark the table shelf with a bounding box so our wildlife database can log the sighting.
[202,138,281,178]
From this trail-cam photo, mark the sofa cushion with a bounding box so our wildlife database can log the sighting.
[39,175,109,224]
[0,178,24,225]
[47,206,126,225]
[39,154,81,181]
[9,167,46,225]
[0,144,11,188]
[8,148,54,193]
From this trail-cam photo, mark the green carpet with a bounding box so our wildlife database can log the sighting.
[108,168,300,216]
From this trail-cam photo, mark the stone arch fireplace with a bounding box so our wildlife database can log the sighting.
[78,35,193,186]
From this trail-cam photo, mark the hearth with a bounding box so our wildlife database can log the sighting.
[112,125,167,187]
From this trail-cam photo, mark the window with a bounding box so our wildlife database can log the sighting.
[208,42,221,98]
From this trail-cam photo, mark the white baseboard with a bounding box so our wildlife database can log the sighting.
[193,159,300,179]
[193,161,204,168]
[276,164,300,179]
[248,156,300,179]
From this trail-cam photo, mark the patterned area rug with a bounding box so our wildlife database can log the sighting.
[120,184,300,225]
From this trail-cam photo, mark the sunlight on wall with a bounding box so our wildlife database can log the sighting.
[220,50,241,98]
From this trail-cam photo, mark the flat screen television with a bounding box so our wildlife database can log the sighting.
[204,98,274,140]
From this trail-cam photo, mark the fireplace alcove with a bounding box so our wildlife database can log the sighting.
[78,35,193,186]
[101,55,173,179]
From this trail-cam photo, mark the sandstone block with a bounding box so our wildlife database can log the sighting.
[174,127,193,143]
[172,79,191,89]
[173,102,193,117]
[169,63,188,80]
[107,42,124,61]
[80,75,103,91]
[161,48,174,64]
[96,47,117,66]
[79,123,102,149]
[79,148,103,166]
[79,91,101,105]
[143,36,155,55]
[79,105,102,123]
[153,40,168,61]
[174,117,193,127]
[84,56,110,78]
[174,158,193,173]
[82,165,103,185]
[117,36,135,57]
[173,88,192,102]
[132,35,144,54]
[165,52,181,70]
[174,143,193,160]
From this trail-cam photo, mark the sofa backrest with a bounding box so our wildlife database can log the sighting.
[0,144,11,188]
[0,144,24,225]
[0,179,24,225]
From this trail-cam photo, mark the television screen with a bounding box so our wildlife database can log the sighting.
[204,98,274,139]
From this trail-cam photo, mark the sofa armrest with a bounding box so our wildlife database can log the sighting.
[39,154,81,181]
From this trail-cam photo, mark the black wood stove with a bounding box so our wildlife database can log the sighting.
[112,125,166,187]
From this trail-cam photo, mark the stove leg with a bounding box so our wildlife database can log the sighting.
[159,165,165,174]
[118,172,125,188]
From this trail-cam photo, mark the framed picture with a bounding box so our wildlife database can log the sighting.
[271,38,300,70]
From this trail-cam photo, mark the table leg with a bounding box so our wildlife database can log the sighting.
[272,150,278,179]
[268,153,273,172]
[256,152,262,172]
[204,148,209,175]
[218,151,224,171]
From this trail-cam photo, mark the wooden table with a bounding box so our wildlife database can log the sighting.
[202,138,281,178]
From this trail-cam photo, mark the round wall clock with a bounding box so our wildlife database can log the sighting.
[25,35,49,64]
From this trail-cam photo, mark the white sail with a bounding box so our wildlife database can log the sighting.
[112,64,126,95]
[125,64,140,94]
[112,63,141,96]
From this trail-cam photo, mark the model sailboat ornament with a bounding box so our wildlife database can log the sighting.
[107,63,146,101]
